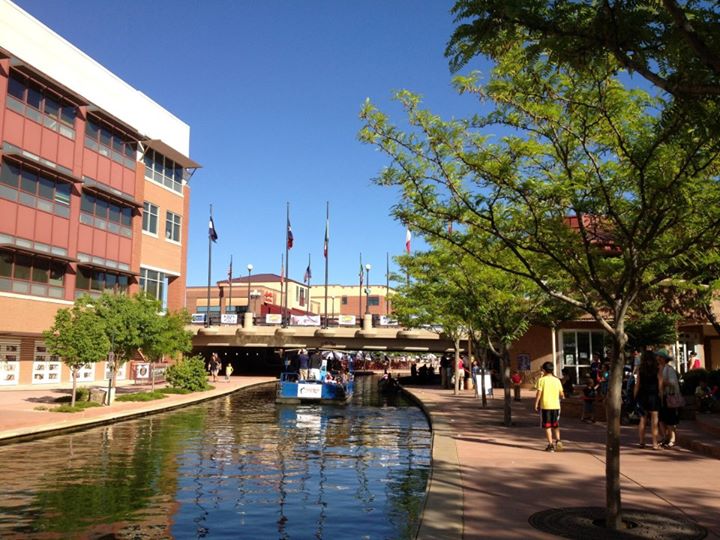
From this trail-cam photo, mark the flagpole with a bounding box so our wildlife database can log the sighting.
[323,201,329,327]
[206,204,213,327]
[358,252,363,324]
[280,252,284,322]
[284,202,290,326]
[228,255,233,314]
[386,251,389,314]
[306,253,311,316]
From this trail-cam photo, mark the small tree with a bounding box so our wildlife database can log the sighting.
[142,309,192,390]
[44,302,110,407]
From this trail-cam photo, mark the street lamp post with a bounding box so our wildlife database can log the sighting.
[365,263,372,315]
[247,264,253,315]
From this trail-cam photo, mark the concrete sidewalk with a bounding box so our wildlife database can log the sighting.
[406,386,720,540]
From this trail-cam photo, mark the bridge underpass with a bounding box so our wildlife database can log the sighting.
[190,324,458,375]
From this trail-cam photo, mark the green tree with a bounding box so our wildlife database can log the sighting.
[447,0,720,101]
[44,300,110,407]
[360,54,720,528]
[141,309,192,390]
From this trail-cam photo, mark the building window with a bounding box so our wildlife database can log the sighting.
[341,295,348,305]
[165,211,181,242]
[80,193,132,237]
[74,267,129,298]
[368,296,380,306]
[0,249,65,298]
[0,340,20,386]
[140,268,167,308]
[6,71,76,139]
[560,330,609,383]
[85,117,136,169]
[0,162,71,218]
[31,342,62,384]
[142,202,158,234]
[143,149,184,194]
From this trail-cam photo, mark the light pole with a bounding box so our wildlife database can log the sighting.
[247,264,253,315]
[365,263,371,315]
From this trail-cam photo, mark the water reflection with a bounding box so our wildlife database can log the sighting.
[0,376,430,539]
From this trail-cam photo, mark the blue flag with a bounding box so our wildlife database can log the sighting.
[209,216,218,242]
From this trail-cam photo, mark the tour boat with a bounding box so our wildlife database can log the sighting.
[276,350,354,404]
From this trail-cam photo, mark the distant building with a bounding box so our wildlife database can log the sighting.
[0,0,200,386]
[186,274,394,322]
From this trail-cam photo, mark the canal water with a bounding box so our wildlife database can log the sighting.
[0,376,431,539]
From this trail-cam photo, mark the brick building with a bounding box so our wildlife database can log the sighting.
[0,0,199,386]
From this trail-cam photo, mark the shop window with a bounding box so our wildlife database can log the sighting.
[32,342,62,384]
[0,340,20,386]
[0,250,66,298]
[368,296,380,306]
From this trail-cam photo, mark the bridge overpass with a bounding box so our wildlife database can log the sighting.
[190,315,456,355]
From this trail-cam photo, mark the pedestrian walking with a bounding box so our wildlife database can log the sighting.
[225,362,234,381]
[534,361,565,452]
[657,349,682,448]
[208,353,220,383]
[633,350,662,449]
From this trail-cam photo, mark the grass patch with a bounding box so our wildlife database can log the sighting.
[158,387,192,395]
[34,405,48,411]
[115,391,168,402]
[51,402,102,413]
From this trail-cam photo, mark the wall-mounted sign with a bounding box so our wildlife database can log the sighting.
[221,314,238,324]
[191,313,206,324]
[266,314,282,324]
[338,315,356,326]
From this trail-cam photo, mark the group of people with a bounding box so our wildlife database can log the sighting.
[632,348,683,449]
[207,353,233,383]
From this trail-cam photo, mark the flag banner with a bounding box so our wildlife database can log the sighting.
[324,218,329,258]
[338,315,356,326]
[209,217,218,242]
[304,265,312,283]
[291,314,321,326]
[359,263,364,285]
[405,228,411,253]
[221,314,238,325]
[287,222,294,249]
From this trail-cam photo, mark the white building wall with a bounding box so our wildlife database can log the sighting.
[0,0,191,156]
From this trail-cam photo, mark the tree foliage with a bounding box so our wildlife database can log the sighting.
[43,299,110,407]
[447,0,720,101]
[360,48,720,528]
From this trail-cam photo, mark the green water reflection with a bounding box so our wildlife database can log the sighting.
[0,381,430,539]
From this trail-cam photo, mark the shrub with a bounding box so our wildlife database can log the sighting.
[159,387,192,395]
[54,386,91,403]
[165,355,210,392]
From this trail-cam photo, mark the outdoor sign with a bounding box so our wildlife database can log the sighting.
[338,315,356,326]
[264,291,274,302]
[379,316,399,326]
[291,315,321,326]
[135,363,150,380]
[297,383,322,399]
[221,314,238,325]
[191,313,206,324]
[475,374,493,396]
[265,314,282,325]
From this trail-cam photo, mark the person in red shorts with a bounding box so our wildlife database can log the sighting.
[535,361,566,452]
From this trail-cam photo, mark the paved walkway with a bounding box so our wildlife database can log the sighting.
[405,386,720,540]
[0,380,718,539]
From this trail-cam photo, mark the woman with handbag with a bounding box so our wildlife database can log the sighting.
[634,350,662,449]
[656,349,683,448]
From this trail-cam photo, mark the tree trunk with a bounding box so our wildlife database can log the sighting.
[151,360,156,391]
[71,368,78,407]
[500,345,512,426]
[605,330,627,530]
[454,337,461,395]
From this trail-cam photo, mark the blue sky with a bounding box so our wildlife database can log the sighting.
[15,0,488,287]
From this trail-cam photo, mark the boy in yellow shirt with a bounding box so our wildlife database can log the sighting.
[534,361,565,452]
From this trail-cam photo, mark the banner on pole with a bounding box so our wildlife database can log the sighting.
[338,315,356,326]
